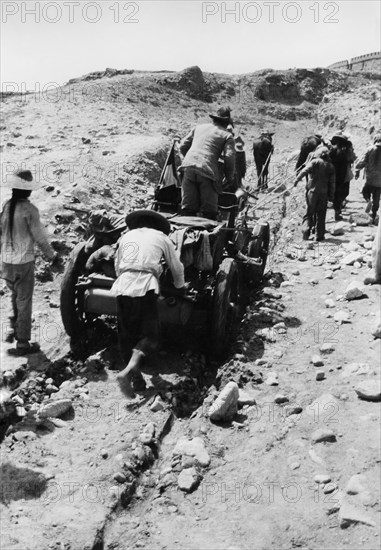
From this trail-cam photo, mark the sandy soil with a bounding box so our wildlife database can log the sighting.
[0,67,380,550]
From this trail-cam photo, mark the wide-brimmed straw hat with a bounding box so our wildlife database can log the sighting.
[125,209,171,235]
[209,107,233,126]
[4,172,40,190]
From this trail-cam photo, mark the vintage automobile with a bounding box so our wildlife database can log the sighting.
[60,164,270,358]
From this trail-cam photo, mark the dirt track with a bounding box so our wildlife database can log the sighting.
[1,181,380,550]
[1,67,380,550]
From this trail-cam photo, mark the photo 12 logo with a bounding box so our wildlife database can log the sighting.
[202,2,340,24]
[1,2,140,24]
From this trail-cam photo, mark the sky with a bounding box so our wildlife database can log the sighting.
[1,0,380,90]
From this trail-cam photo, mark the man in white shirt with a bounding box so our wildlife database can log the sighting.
[111,210,185,398]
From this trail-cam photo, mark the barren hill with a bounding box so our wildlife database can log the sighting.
[1,65,380,232]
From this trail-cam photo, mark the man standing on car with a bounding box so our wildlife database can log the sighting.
[179,107,236,220]
[111,210,184,398]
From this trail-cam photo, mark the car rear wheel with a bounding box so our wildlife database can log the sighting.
[245,221,270,285]
[60,243,89,351]
[210,258,240,359]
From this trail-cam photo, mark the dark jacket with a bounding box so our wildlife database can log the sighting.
[235,150,246,180]
[180,122,236,189]
[330,144,356,185]
[296,158,336,200]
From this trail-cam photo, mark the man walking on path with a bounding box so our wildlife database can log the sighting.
[294,147,336,242]
[179,107,236,219]
[111,210,185,398]
[0,170,57,355]
[355,134,381,223]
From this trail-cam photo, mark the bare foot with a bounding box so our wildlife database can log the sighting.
[116,370,136,399]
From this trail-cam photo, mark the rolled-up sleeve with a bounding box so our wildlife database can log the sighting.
[162,236,185,288]
[28,206,55,260]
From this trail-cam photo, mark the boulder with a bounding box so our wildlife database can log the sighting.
[344,281,364,300]
[339,501,376,528]
[341,363,373,377]
[173,437,210,467]
[208,381,239,422]
[355,379,381,402]
[150,396,166,412]
[331,222,347,236]
[341,252,364,266]
[349,212,372,226]
[346,474,366,495]
[320,343,335,353]
[274,394,289,404]
[238,389,256,407]
[178,467,200,492]
[265,372,279,386]
[311,355,324,366]
[334,310,351,324]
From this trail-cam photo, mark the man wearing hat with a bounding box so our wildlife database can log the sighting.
[178,106,236,219]
[355,134,381,223]
[0,170,56,354]
[111,210,185,398]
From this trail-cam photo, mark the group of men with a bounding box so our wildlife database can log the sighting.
[294,131,381,242]
[2,109,380,401]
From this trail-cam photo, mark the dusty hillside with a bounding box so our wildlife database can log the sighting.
[0,65,380,550]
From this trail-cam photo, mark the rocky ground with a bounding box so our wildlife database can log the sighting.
[0,66,380,550]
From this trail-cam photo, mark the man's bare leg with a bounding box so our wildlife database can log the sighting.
[116,349,145,398]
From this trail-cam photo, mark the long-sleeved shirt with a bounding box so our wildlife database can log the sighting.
[356,145,381,188]
[0,199,55,264]
[179,122,236,190]
[296,158,336,200]
[111,227,185,297]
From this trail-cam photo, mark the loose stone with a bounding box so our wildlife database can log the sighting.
[344,281,364,301]
[274,394,289,404]
[113,472,127,484]
[346,474,366,495]
[311,355,324,366]
[314,474,331,484]
[355,380,381,402]
[177,467,199,493]
[208,381,239,422]
[320,343,335,353]
[311,428,337,444]
[339,501,376,528]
